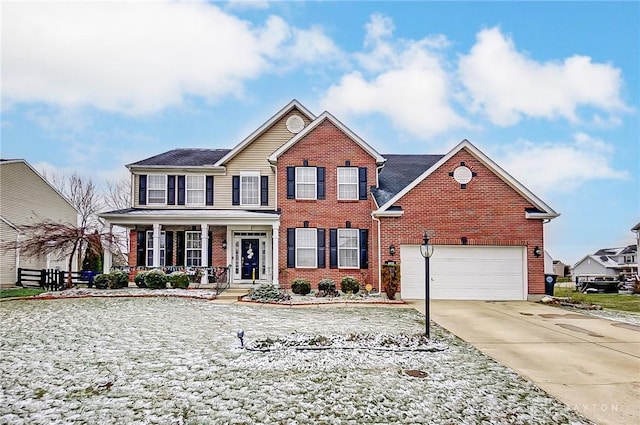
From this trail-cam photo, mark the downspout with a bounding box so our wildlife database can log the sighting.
[371,212,382,294]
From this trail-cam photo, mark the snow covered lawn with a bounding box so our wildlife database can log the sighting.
[1,298,592,424]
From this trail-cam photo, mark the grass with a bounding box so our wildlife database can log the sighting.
[554,286,640,313]
[0,287,46,298]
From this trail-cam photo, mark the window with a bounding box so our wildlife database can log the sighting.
[296,167,317,199]
[186,175,205,205]
[338,229,359,268]
[296,228,317,268]
[147,175,167,204]
[186,231,202,266]
[337,167,358,200]
[241,173,260,206]
[625,255,635,263]
[146,231,166,267]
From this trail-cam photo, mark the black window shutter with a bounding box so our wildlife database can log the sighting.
[165,231,174,266]
[232,176,240,205]
[287,228,295,268]
[167,175,176,205]
[206,176,214,206]
[359,229,369,269]
[317,167,325,200]
[136,231,146,266]
[329,229,338,269]
[260,176,268,206]
[317,228,326,269]
[177,176,185,205]
[176,231,185,266]
[358,167,368,200]
[139,175,147,205]
[286,167,295,199]
[207,231,213,266]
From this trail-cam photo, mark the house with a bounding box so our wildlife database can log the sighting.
[572,245,638,279]
[0,159,79,288]
[100,100,559,300]
[633,223,640,275]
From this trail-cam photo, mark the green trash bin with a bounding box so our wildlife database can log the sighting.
[544,274,557,296]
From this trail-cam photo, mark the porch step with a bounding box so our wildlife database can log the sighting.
[215,288,250,300]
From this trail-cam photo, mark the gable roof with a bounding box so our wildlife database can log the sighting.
[372,154,443,206]
[128,148,230,168]
[0,159,78,212]
[268,111,386,165]
[214,99,316,166]
[373,139,559,220]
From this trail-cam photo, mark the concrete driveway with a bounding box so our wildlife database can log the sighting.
[407,300,640,425]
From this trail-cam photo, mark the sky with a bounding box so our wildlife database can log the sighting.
[1,0,638,266]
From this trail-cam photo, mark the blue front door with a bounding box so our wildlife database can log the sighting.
[241,239,259,281]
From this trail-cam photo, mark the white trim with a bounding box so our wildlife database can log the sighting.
[147,174,167,205]
[295,166,317,200]
[215,100,316,166]
[337,167,358,200]
[371,210,404,218]
[295,228,317,268]
[268,111,386,165]
[337,228,359,269]
[373,140,559,220]
[240,171,260,207]
[185,175,205,206]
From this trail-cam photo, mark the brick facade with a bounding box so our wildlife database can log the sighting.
[377,149,545,294]
[277,119,378,289]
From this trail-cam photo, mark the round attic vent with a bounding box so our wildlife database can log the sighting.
[286,114,305,134]
[453,166,473,184]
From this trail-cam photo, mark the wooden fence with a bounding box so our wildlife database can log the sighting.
[16,268,97,291]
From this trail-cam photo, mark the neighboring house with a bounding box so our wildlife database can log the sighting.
[100,100,559,300]
[0,159,78,288]
[552,260,571,278]
[573,245,638,279]
[633,223,640,275]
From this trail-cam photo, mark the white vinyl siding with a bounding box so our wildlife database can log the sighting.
[240,173,260,206]
[186,175,205,206]
[337,167,358,200]
[186,231,202,267]
[296,167,316,200]
[296,228,317,268]
[338,229,359,268]
[147,175,167,204]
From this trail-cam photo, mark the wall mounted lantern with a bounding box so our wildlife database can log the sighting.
[222,240,227,250]
[533,246,541,258]
[389,244,396,256]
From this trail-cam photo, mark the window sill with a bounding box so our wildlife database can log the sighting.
[337,199,360,203]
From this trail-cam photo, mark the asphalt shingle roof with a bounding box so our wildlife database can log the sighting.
[373,154,443,206]
[129,149,231,167]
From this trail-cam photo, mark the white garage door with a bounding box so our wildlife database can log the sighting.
[400,245,526,300]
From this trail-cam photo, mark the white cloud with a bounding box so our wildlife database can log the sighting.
[459,27,628,126]
[1,1,337,115]
[320,14,467,139]
[496,133,629,195]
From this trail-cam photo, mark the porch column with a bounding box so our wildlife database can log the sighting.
[152,223,162,267]
[200,224,209,284]
[103,223,113,274]
[272,223,280,286]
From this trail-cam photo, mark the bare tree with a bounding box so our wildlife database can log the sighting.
[3,220,118,288]
[105,176,131,211]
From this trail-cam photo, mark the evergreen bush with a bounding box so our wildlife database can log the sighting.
[168,271,190,289]
[340,276,360,294]
[134,271,148,288]
[291,278,311,295]
[108,271,129,289]
[318,278,337,296]
[250,283,283,302]
[94,274,109,289]
[144,269,168,289]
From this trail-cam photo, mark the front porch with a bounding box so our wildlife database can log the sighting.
[101,209,281,286]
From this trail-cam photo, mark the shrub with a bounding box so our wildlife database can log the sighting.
[291,278,311,295]
[168,271,190,289]
[340,276,360,294]
[250,283,284,302]
[134,271,148,288]
[94,274,109,289]
[108,271,129,289]
[144,269,167,289]
[317,278,338,297]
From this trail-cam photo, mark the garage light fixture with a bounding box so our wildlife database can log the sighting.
[389,244,396,256]
[533,246,541,258]
[222,240,227,250]
[419,232,434,338]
